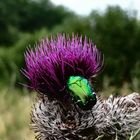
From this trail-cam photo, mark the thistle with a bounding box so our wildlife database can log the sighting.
[24,34,103,107]
[23,34,140,140]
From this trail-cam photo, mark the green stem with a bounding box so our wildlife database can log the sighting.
[129,128,140,140]
[95,134,104,140]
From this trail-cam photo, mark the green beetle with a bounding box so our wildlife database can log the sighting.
[67,76,97,110]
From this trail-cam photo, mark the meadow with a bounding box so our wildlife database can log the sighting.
[0,87,34,140]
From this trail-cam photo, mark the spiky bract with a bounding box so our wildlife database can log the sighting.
[31,93,140,140]
[24,34,103,100]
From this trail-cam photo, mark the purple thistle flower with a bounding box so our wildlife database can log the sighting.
[23,34,140,140]
[24,34,103,101]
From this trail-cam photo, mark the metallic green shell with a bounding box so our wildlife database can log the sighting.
[67,76,97,110]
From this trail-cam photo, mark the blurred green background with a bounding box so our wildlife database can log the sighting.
[0,0,140,139]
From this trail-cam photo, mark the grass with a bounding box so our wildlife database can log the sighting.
[0,87,35,140]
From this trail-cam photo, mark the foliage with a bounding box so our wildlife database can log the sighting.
[0,0,140,90]
[0,0,73,45]
[0,29,51,87]
[90,6,140,87]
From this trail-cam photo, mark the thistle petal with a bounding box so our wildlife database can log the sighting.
[24,34,103,99]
